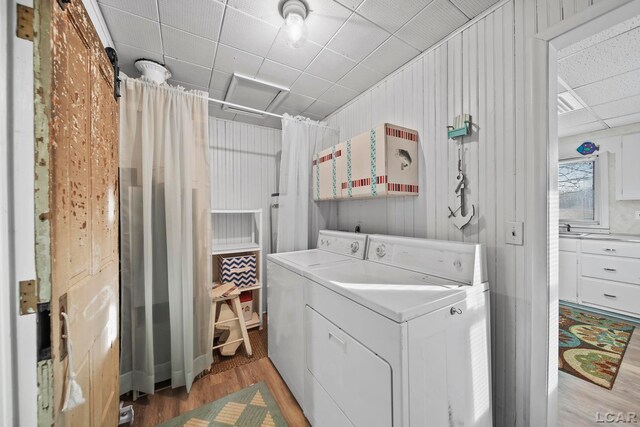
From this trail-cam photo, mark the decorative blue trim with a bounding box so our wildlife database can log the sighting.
[331,145,337,199]
[346,140,352,198]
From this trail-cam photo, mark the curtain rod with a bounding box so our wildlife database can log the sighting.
[206,96,340,132]
[207,96,283,119]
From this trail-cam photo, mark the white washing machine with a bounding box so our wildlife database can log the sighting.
[302,234,492,427]
[267,230,368,408]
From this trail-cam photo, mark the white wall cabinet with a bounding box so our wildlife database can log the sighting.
[616,133,640,200]
[559,251,578,303]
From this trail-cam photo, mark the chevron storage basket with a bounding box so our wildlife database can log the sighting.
[217,254,257,288]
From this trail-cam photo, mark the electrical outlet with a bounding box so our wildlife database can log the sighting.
[506,221,524,245]
[635,211,640,220]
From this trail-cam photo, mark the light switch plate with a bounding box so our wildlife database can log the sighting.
[506,221,524,245]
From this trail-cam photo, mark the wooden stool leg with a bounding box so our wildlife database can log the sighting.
[210,300,218,348]
[232,296,252,356]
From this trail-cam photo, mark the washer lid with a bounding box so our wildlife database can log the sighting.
[268,249,356,275]
[304,260,487,322]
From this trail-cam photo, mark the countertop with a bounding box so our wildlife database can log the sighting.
[559,232,640,243]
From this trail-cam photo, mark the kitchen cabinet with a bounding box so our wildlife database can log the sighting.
[559,250,578,303]
[616,133,640,200]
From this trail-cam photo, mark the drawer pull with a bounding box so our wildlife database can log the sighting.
[603,268,617,272]
[603,248,617,252]
[604,293,617,299]
[328,332,346,348]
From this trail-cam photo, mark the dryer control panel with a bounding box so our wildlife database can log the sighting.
[317,230,368,259]
[366,234,487,286]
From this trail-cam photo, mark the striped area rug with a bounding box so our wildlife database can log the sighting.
[156,382,287,427]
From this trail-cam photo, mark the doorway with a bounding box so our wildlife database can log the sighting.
[543,1,640,425]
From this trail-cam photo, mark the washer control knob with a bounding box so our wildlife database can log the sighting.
[376,244,386,257]
[350,241,360,253]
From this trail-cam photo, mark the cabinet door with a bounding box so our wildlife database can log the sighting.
[559,251,578,303]
[617,134,640,200]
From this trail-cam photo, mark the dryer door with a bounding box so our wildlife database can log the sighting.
[408,290,492,427]
[305,306,392,427]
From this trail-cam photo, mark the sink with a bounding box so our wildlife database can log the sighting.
[559,232,588,237]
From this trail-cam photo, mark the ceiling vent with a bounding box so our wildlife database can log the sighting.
[223,74,289,118]
[557,92,584,115]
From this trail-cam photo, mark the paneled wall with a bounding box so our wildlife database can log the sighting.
[324,0,599,425]
[209,118,281,252]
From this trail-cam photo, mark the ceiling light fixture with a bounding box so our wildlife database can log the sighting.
[279,0,309,48]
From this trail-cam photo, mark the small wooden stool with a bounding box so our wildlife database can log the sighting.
[211,283,252,357]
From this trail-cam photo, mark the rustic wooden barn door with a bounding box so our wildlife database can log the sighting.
[34,0,120,425]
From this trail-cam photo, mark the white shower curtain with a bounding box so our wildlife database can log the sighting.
[277,114,339,253]
[119,77,212,395]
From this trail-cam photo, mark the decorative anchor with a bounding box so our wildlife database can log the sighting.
[447,137,475,230]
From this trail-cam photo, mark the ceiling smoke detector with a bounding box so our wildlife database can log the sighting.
[279,0,309,48]
[135,59,171,84]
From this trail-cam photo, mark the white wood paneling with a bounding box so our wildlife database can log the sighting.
[209,118,281,253]
[324,1,602,425]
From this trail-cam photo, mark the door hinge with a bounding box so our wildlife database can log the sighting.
[16,4,34,41]
[106,47,121,100]
[19,279,38,315]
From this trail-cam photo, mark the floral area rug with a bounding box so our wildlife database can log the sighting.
[559,304,635,389]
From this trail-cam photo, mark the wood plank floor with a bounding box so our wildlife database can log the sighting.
[558,321,640,426]
[127,357,310,426]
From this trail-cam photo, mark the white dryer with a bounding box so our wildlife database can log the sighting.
[302,234,492,427]
[267,230,368,408]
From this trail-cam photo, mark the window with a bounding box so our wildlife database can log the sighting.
[558,153,608,229]
[559,159,596,222]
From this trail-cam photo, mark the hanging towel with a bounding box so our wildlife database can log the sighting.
[60,312,86,412]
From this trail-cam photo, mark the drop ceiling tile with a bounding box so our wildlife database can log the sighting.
[558,121,606,138]
[227,0,282,26]
[114,42,164,78]
[305,99,338,118]
[98,0,158,20]
[306,0,353,45]
[449,0,500,19]
[158,0,224,40]
[210,69,232,92]
[257,60,301,88]
[558,27,640,89]
[396,0,468,51]
[290,73,333,98]
[100,5,163,53]
[302,111,325,121]
[306,49,357,82]
[592,94,640,120]
[163,57,212,87]
[326,14,390,62]
[213,44,264,77]
[166,79,208,92]
[266,31,323,70]
[559,15,640,59]
[574,68,640,106]
[318,84,359,107]
[280,92,316,112]
[161,26,216,68]
[338,63,385,92]
[220,7,279,57]
[605,112,640,127]
[361,35,420,75]
[262,116,283,129]
[558,108,599,129]
[336,0,365,11]
[357,0,429,33]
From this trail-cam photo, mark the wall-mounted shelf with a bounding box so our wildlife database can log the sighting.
[211,209,264,330]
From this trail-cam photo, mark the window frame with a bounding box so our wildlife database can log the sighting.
[558,152,609,230]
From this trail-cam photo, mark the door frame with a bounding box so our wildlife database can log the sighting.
[527,1,640,425]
